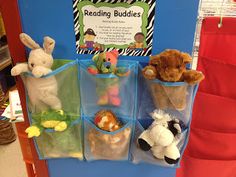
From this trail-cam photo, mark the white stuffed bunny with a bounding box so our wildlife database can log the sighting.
[11,33,61,113]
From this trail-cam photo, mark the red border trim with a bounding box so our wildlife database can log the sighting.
[0,1,49,177]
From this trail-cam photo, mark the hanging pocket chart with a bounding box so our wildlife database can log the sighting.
[17,0,200,177]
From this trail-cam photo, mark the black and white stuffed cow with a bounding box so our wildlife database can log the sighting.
[138,110,183,164]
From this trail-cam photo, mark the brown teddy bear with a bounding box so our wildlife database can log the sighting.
[143,49,204,110]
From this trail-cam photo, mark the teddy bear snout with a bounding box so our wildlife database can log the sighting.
[161,69,182,82]
[104,62,111,69]
[31,63,35,67]
[167,68,179,76]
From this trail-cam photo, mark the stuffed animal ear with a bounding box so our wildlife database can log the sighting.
[181,52,192,64]
[19,33,40,49]
[149,55,161,66]
[43,36,55,54]
[92,54,99,62]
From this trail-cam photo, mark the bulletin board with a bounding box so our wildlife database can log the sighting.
[15,0,200,177]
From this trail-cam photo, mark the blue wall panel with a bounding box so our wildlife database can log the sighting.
[18,0,199,177]
[48,159,176,177]
[18,0,199,61]
[18,0,77,59]
[154,0,199,54]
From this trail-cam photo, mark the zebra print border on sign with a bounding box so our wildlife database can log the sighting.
[73,0,156,56]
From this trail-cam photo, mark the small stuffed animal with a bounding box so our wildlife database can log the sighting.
[48,126,83,159]
[143,49,204,83]
[11,33,61,113]
[29,110,83,159]
[87,50,129,76]
[142,49,204,110]
[94,110,121,132]
[42,126,83,159]
[88,127,131,160]
[138,109,183,164]
[87,50,130,106]
[25,110,71,138]
[88,110,131,160]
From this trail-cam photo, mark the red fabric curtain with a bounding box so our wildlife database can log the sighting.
[177,17,236,177]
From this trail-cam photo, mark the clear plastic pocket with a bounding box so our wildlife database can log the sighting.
[23,60,82,159]
[79,60,138,118]
[84,117,132,161]
[147,80,188,111]
[138,67,199,125]
[131,120,188,167]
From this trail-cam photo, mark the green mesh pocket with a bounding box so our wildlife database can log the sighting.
[24,59,82,159]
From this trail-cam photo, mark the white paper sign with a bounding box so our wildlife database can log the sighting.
[73,0,156,56]
[82,5,144,45]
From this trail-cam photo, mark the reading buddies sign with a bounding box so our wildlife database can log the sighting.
[73,0,156,56]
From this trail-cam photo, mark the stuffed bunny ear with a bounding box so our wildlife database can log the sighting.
[181,52,192,64]
[19,33,40,49]
[43,36,55,54]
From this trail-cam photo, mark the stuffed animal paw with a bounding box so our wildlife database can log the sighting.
[109,97,121,106]
[54,121,68,132]
[115,67,130,77]
[183,70,205,85]
[97,95,109,105]
[138,110,183,164]
[69,152,83,159]
[11,63,29,76]
[164,142,180,164]
[87,65,99,75]
[11,66,22,76]
[25,126,41,138]
[142,65,157,80]
[32,66,51,78]
[32,68,45,78]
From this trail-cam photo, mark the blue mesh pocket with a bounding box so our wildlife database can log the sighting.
[84,117,133,161]
[131,120,188,167]
[79,60,138,118]
[132,66,200,166]
[138,66,199,125]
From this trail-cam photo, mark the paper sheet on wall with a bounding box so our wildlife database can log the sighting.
[73,0,156,56]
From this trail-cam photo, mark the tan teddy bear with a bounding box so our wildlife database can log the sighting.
[143,49,204,110]
[87,110,131,160]
[94,110,122,132]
